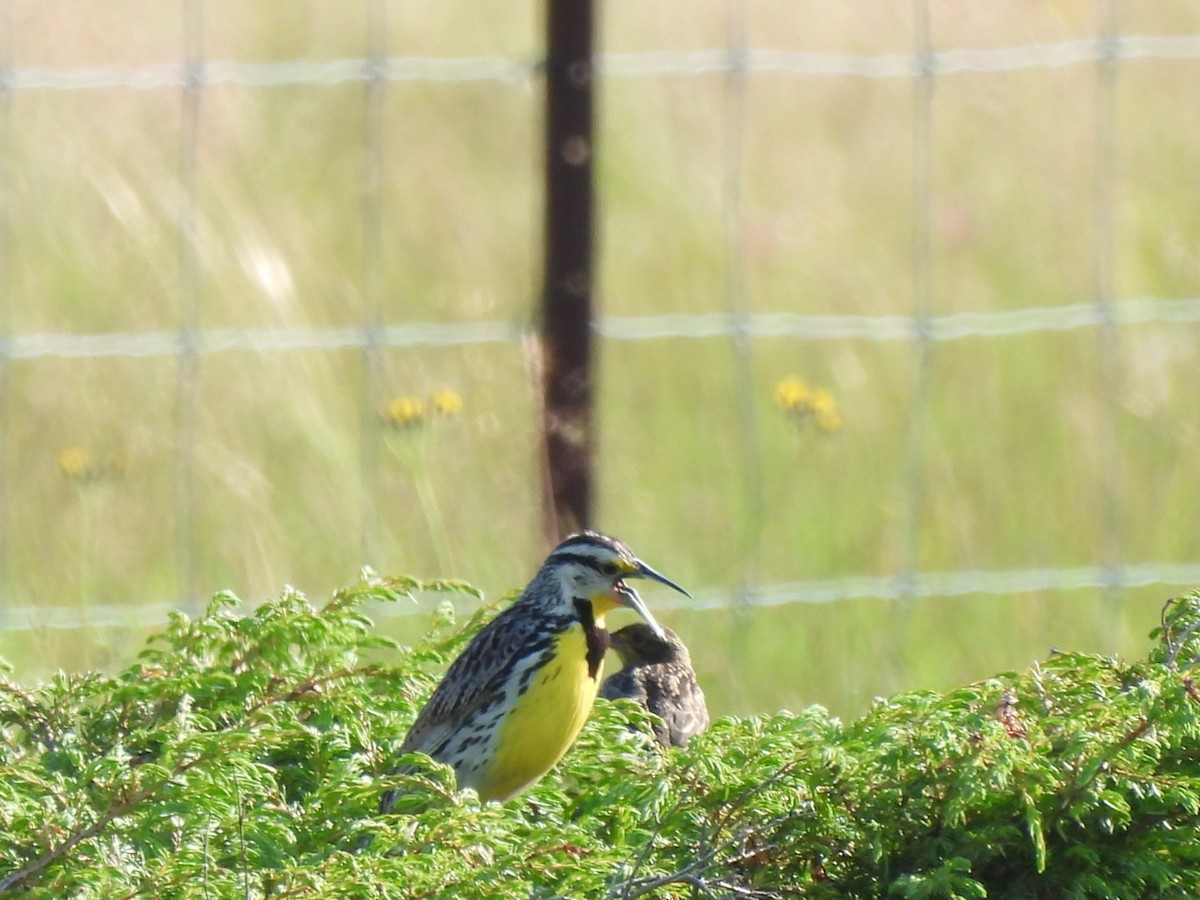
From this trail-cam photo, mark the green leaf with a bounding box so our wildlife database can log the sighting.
[1021,790,1047,873]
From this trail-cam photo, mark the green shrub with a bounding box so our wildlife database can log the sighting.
[3,580,1199,898]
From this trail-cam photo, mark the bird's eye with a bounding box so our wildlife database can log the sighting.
[600,561,620,577]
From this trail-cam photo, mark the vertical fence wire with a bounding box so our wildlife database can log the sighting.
[0,0,10,623]
[359,0,387,568]
[721,0,762,706]
[1095,0,1125,642]
[891,0,937,687]
[174,0,204,612]
[722,0,761,602]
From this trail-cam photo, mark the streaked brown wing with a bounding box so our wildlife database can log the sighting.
[401,603,539,756]
[645,664,710,748]
[666,678,710,747]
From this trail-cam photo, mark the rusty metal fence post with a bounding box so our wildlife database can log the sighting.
[540,0,596,546]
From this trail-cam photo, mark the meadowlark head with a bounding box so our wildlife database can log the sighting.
[536,531,689,638]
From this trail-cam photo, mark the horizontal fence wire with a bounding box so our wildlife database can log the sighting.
[5,298,1200,360]
[5,561,1200,633]
[5,35,1200,92]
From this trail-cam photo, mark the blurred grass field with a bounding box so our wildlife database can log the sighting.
[3,3,1200,720]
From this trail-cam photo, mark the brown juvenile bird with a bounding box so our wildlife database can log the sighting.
[600,623,709,748]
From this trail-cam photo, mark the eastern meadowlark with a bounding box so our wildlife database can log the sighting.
[600,623,709,748]
[384,531,689,807]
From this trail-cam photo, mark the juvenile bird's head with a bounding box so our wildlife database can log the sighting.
[534,531,689,636]
[609,622,691,667]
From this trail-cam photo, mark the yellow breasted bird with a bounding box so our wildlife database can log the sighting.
[600,623,709,748]
[383,531,689,806]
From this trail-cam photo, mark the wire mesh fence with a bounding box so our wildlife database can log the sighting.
[2,5,1200,714]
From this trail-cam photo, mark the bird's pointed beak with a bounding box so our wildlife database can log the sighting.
[614,559,690,640]
[631,560,691,600]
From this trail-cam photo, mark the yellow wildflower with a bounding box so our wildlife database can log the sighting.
[430,388,464,416]
[774,376,809,410]
[809,388,842,433]
[807,388,836,416]
[775,376,842,436]
[59,446,130,483]
[384,396,425,428]
[59,447,92,481]
[815,406,843,434]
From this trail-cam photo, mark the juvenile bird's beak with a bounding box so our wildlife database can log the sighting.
[614,559,691,640]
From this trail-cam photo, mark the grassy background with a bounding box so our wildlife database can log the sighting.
[2,3,1200,720]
